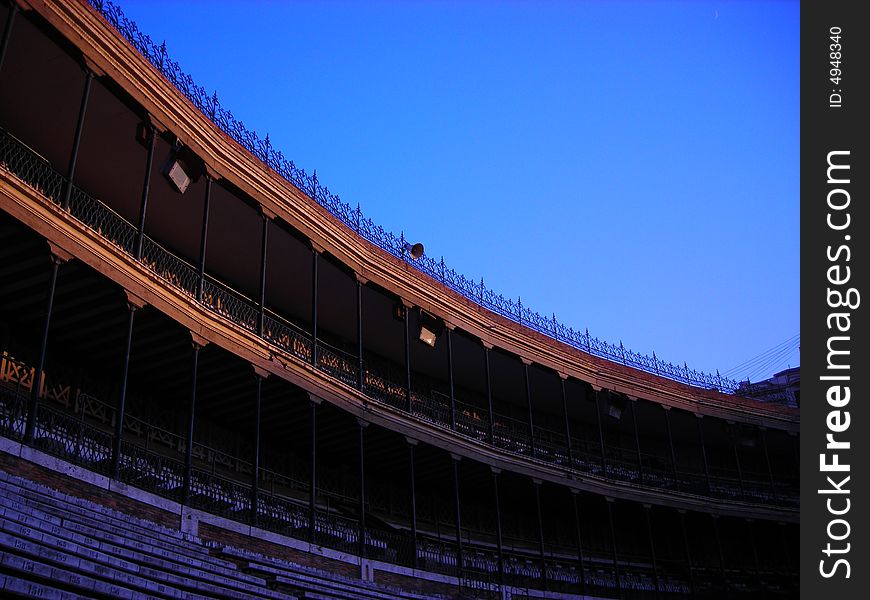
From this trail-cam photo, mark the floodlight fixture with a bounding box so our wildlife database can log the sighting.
[607,393,626,420]
[418,310,444,348]
[165,160,191,193]
[162,140,199,194]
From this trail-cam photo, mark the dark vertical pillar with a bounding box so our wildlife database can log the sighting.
[257,215,268,336]
[446,328,456,430]
[524,362,536,456]
[111,302,138,479]
[492,468,505,587]
[570,490,587,596]
[62,70,93,209]
[664,406,680,490]
[746,519,763,592]
[483,346,494,444]
[728,422,746,499]
[135,125,156,260]
[594,389,607,473]
[561,376,574,467]
[24,254,63,444]
[358,419,367,559]
[250,374,263,526]
[759,427,778,501]
[308,399,317,543]
[407,439,418,569]
[644,505,660,599]
[789,432,799,471]
[310,248,318,364]
[606,498,622,597]
[182,341,202,505]
[403,304,412,412]
[0,3,17,74]
[451,455,463,579]
[778,522,793,575]
[533,480,548,590]
[356,280,364,389]
[631,399,643,484]
[679,511,696,598]
[196,177,211,301]
[712,515,728,592]
[696,415,712,494]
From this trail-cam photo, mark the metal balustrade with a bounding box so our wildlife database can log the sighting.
[492,413,534,455]
[312,510,359,556]
[139,235,199,297]
[189,468,252,519]
[67,185,138,254]
[32,403,113,475]
[0,128,64,205]
[316,341,359,388]
[532,425,570,466]
[263,310,313,363]
[118,437,185,494]
[0,387,26,439]
[362,372,402,409]
[454,399,490,442]
[201,276,259,333]
[412,390,452,426]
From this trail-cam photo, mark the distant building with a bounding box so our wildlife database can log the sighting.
[0,1,798,598]
[738,367,800,408]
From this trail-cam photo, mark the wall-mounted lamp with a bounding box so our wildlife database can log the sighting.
[606,392,626,420]
[164,158,192,194]
[163,141,193,194]
[418,310,444,347]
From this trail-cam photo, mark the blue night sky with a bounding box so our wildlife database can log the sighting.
[117,0,800,383]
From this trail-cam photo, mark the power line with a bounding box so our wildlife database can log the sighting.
[724,334,800,382]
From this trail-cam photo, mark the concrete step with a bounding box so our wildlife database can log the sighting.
[0,504,291,600]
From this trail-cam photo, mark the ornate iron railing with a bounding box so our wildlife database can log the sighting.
[201,276,259,333]
[118,438,185,495]
[140,235,199,297]
[454,399,490,443]
[312,510,359,556]
[492,413,534,456]
[413,390,452,427]
[189,468,252,519]
[65,185,137,254]
[0,127,64,205]
[31,403,113,475]
[532,424,570,466]
[0,386,26,440]
[316,340,359,388]
[362,357,406,410]
[263,310,313,363]
[82,0,753,395]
